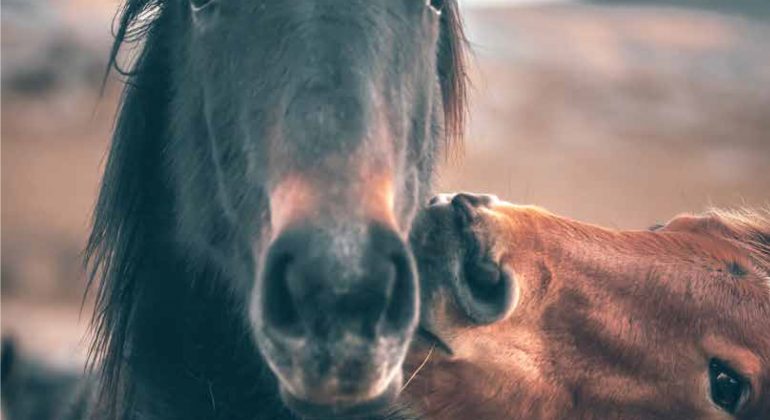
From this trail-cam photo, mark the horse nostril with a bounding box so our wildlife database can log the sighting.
[260,224,418,342]
[383,251,417,332]
[262,252,303,338]
[451,193,480,227]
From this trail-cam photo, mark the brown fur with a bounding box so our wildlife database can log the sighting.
[406,201,770,419]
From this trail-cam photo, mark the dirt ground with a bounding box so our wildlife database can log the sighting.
[2,2,769,367]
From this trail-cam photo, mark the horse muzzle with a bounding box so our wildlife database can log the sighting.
[252,221,418,416]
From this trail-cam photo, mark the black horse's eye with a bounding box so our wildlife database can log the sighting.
[189,0,214,12]
[427,0,444,15]
[709,359,749,414]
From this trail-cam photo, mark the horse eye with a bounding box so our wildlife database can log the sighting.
[189,0,214,12]
[709,359,749,414]
[427,0,444,15]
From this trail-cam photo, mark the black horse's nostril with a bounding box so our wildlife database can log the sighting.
[263,252,303,337]
[260,224,417,342]
[263,253,302,336]
[384,250,417,332]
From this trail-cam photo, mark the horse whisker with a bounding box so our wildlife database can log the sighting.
[208,382,216,412]
[401,344,435,392]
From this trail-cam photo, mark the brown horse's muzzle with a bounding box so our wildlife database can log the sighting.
[411,193,517,332]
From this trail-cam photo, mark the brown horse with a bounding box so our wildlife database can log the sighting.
[406,193,770,419]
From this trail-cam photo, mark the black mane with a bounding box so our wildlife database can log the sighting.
[86,5,172,415]
[85,1,468,418]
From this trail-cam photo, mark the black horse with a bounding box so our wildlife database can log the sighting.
[86,0,467,419]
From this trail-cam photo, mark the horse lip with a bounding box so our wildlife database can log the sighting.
[279,377,399,419]
[416,326,454,356]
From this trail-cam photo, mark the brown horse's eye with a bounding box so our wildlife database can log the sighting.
[709,359,749,414]
[427,0,444,15]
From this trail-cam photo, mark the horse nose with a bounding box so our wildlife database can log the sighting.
[260,223,418,342]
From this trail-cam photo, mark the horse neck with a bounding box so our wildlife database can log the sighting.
[107,237,287,420]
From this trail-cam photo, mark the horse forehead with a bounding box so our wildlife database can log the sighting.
[248,1,406,32]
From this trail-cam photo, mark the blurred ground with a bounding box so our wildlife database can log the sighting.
[2,0,769,368]
[444,5,770,228]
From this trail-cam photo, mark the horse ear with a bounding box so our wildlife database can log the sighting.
[662,214,733,237]
[2,336,17,383]
[662,210,770,275]
[664,211,768,243]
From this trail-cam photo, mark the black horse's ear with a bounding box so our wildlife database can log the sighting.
[2,337,17,383]
[449,194,516,324]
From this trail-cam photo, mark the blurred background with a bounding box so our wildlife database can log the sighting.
[2,0,769,371]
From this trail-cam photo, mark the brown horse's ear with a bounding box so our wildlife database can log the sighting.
[663,210,770,276]
[450,194,516,324]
